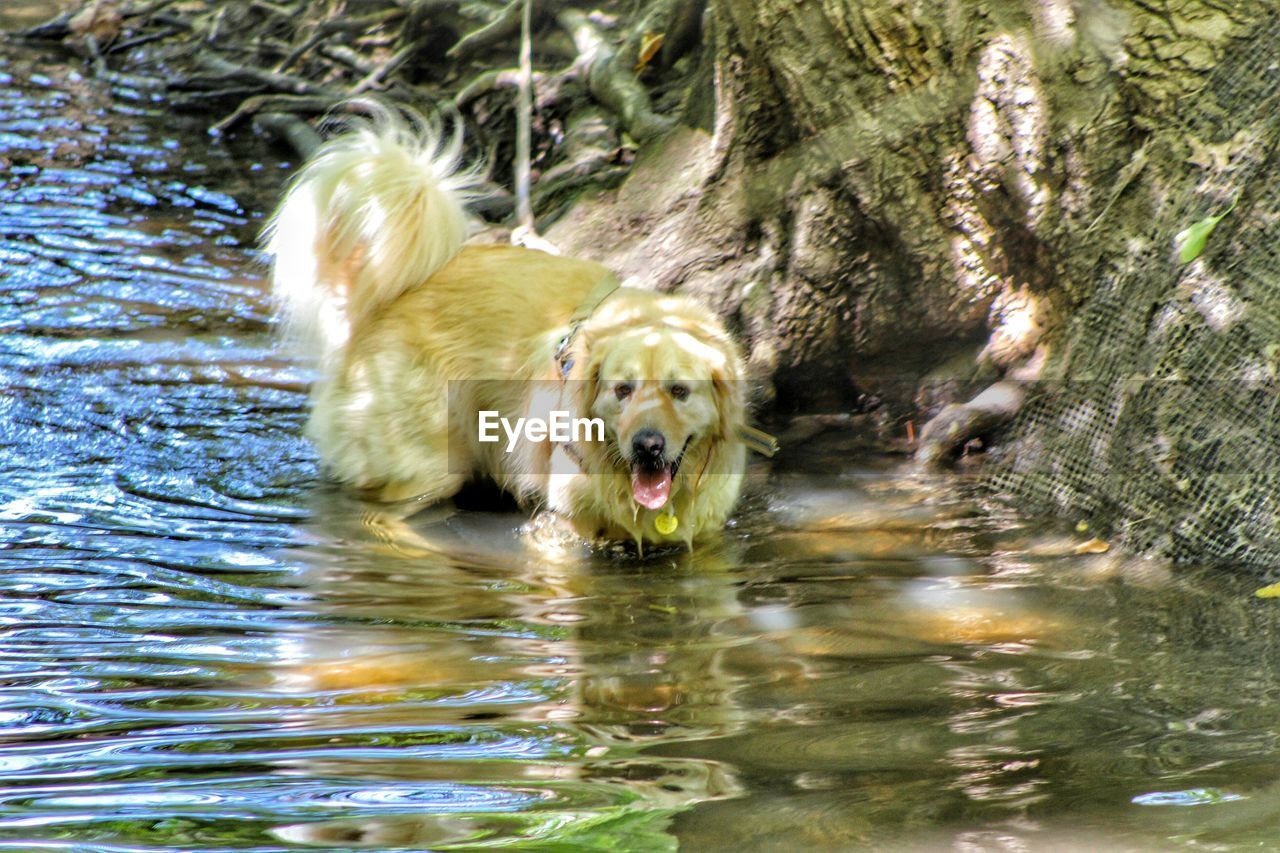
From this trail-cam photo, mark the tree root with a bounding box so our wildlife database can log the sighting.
[915,381,1026,467]
[10,0,700,225]
[558,9,675,143]
[456,68,528,107]
[192,54,335,97]
[448,0,541,61]
[209,94,336,136]
[12,0,176,40]
[654,0,704,71]
[350,44,414,94]
[252,111,322,159]
[531,107,624,208]
[318,44,379,75]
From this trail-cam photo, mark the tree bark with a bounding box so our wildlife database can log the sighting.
[550,1,1261,418]
[549,0,1280,564]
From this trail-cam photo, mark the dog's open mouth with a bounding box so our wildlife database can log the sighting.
[630,463,673,510]
[629,438,689,510]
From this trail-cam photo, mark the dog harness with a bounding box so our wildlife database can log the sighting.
[554,273,779,458]
[555,272,621,379]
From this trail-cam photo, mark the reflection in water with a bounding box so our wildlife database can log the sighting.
[3,34,1280,853]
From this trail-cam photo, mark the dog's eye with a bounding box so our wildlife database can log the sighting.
[669,383,690,401]
[614,382,633,400]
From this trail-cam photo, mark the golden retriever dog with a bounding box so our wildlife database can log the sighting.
[265,113,761,548]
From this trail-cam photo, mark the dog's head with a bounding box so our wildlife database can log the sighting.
[573,300,745,512]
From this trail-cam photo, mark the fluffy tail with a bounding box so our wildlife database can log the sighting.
[263,110,481,361]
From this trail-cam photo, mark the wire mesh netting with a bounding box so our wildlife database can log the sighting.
[989,10,1280,568]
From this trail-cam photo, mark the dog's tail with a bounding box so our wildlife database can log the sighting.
[263,110,481,361]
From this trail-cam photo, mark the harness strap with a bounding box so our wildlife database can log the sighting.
[556,273,621,379]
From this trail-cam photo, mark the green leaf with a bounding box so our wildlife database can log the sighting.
[1255,581,1280,598]
[1177,195,1239,264]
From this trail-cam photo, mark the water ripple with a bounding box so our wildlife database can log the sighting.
[0,723,569,780]
[12,779,540,815]
[2,29,1280,853]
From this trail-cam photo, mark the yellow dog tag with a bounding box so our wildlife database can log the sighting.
[655,512,678,535]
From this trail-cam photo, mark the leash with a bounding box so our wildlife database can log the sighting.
[554,274,779,457]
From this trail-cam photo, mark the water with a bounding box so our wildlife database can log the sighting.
[3,35,1280,853]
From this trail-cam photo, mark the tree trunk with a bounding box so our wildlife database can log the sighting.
[549,0,1280,565]
[553,1,1254,404]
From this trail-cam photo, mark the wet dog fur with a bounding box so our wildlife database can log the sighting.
[265,114,747,548]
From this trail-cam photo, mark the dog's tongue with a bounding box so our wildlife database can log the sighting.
[631,467,672,510]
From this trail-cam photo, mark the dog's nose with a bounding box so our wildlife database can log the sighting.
[632,429,666,460]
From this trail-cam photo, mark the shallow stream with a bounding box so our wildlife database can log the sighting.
[4,29,1280,853]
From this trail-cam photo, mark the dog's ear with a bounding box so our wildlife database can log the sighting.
[710,347,748,442]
